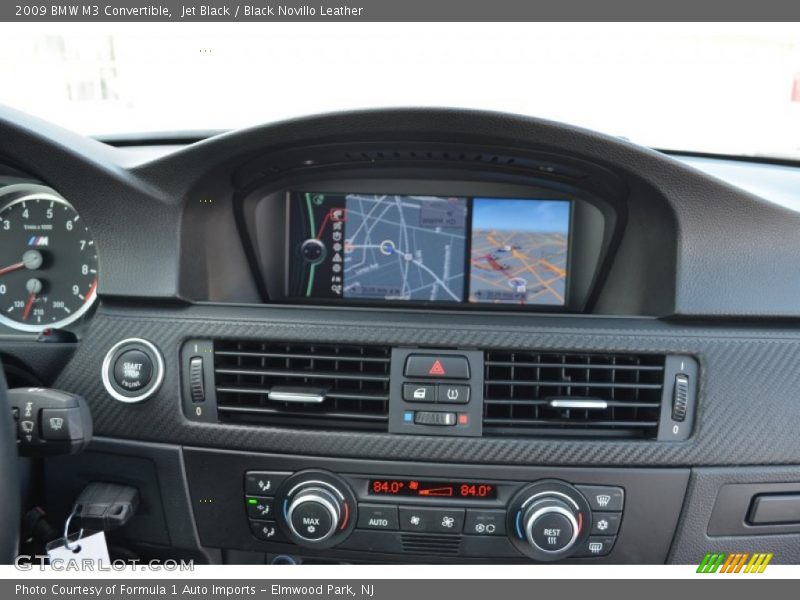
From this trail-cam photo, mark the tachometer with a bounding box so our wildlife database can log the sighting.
[0,184,98,332]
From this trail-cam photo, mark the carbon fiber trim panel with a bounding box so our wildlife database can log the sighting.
[54,304,800,466]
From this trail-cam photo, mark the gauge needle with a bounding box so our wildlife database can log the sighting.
[22,292,37,321]
[0,261,24,277]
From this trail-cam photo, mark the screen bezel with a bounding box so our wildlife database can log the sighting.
[240,174,611,315]
[285,191,574,309]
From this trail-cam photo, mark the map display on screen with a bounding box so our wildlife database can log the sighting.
[468,198,570,305]
[287,192,570,306]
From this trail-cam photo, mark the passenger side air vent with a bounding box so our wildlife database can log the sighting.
[213,341,391,431]
[483,351,666,438]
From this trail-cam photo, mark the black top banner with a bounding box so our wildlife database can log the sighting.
[2,0,800,22]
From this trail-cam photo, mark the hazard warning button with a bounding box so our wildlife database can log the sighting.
[404,355,470,380]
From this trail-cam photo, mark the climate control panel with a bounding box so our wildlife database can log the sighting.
[243,468,624,561]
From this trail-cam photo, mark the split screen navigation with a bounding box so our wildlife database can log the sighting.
[288,192,571,306]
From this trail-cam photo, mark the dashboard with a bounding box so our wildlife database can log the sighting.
[3,106,800,565]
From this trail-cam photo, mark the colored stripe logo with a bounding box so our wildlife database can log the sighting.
[697,552,773,573]
[27,235,49,247]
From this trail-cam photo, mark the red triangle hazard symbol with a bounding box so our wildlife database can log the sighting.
[428,360,446,376]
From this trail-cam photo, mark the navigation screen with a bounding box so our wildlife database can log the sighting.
[287,192,571,306]
[288,192,468,302]
[469,198,570,305]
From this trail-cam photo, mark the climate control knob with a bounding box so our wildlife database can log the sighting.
[287,486,341,542]
[506,480,591,561]
[522,497,579,553]
[276,470,357,549]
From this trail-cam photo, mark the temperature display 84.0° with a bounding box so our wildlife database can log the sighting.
[369,479,497,499]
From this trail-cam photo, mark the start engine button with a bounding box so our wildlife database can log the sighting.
[102,338,165,403]
[113,350,153,392]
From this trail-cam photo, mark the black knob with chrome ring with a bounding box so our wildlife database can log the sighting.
[506,480,591,561]
[275,470,357,549]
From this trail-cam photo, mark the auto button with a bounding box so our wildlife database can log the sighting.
[357,504,399,531]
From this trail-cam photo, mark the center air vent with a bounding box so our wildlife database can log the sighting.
[213,340,390,431]
[483,351,667,438]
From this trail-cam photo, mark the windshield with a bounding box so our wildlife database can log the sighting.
[1,22,799,159]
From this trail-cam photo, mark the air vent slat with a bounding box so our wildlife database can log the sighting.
[483,351,665,438]
[215,367,390,383]
[483,418,660,428]
[214,341,391,431]
[485,361,663,371]
[218,405,389,422]
[214,350,390,364]
[483,399,660,408]
[485,380,662,390]
[215,386,388,403]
